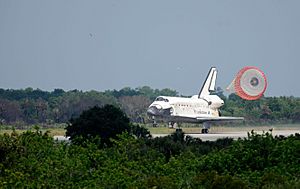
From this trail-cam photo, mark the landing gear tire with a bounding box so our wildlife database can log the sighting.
[201,129,209,134]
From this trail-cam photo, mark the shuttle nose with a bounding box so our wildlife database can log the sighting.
[147,106,159,116]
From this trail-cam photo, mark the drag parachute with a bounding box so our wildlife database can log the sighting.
[227,67,267,100]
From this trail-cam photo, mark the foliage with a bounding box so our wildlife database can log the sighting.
[146,129,234,161]
[130,123,152,139]
[0,87,300,125]
[65,105,130,147]
[0,129,299,188]
[0,86,178,125]
[118,95,151,123]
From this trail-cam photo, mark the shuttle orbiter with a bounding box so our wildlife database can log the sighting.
[147,67,244,133]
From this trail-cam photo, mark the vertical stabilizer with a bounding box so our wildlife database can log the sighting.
[198,67,217,98]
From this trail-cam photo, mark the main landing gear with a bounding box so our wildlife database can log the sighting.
[168,122,178,129]
[201,122,211,134]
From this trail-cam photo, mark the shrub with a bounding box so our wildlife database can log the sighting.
[65,105,130,147]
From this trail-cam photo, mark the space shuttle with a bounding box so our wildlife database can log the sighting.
[147,67,244,133]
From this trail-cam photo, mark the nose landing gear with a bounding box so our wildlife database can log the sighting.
[201,122,211,134]
[201,128,209,134]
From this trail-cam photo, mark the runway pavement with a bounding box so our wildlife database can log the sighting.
[152,130,300,141]
[54,129,299,142]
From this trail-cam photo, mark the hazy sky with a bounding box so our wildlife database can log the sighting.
[0,0,299,96]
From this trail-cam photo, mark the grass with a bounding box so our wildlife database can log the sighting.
[0,128,66,137]
[0,124,66,137]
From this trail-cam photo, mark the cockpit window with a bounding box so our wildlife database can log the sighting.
[155,97,169,102]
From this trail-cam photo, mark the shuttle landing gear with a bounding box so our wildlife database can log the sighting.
[201,128,208,134]
[168,122,177,128]
[151,116,158,127]
[201,122,211,134]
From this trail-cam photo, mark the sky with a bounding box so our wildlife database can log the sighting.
[0,0,299,97]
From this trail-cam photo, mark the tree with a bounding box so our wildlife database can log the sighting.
[0,99,22,123]
[65,105,130,146]
[119,95,151,122]
[130,124,152,139]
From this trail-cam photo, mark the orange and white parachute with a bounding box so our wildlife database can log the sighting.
[226,67,267,100]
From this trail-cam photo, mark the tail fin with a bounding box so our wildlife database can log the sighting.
[198,67,217,98]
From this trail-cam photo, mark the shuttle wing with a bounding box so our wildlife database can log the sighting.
[196,116,244,122]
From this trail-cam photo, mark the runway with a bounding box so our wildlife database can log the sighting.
[152,130,300,141]
[54,129,299,142]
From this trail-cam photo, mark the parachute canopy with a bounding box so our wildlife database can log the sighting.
[227,67,267,100]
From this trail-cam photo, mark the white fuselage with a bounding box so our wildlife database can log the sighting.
[147,95,224,123]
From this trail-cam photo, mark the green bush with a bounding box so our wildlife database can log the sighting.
[0,129,299,188]
[65,105,131,147]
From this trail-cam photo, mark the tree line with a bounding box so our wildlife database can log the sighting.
[0,87,299,126]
